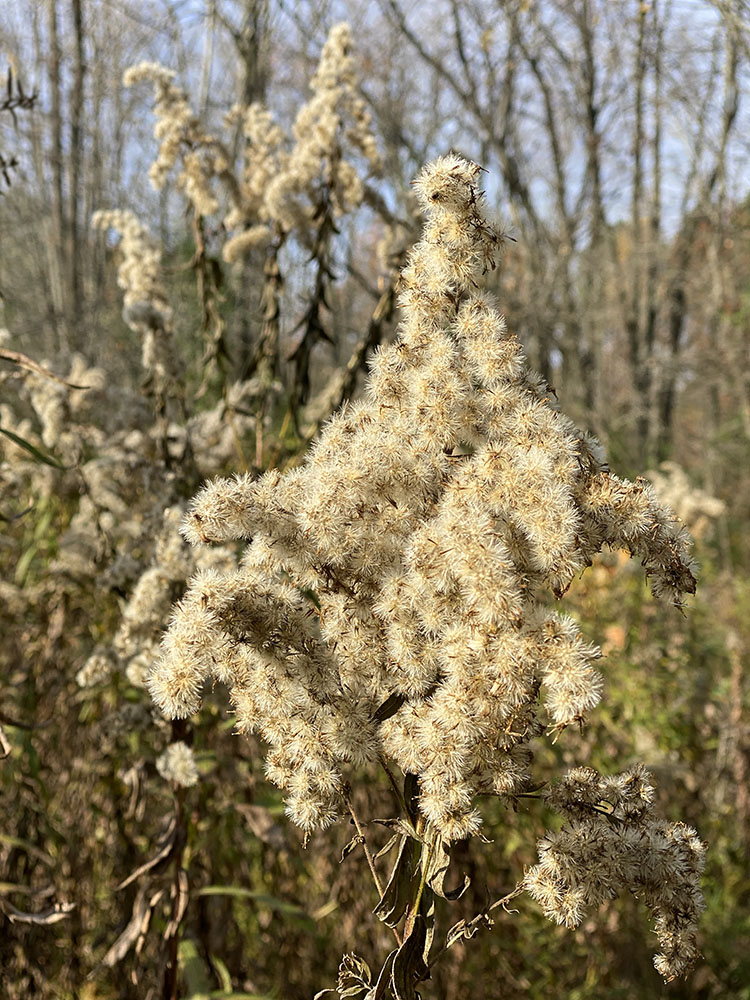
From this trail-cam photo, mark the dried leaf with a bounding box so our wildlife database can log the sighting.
[373,836,422,928]
[444,917,483,950]
[372,818,421,842]
[1,899,74,924]
[366,950,397,1000]
[164,868,189,939]
[373,834,400,861]
[117,815,177,890]
[425,834,470,901]
[370,693,406,724]
[340,833,364,862]
[331,953,371,1000]
[390,915,428,1000]
[100,885,160,967]
[0,349,90,389]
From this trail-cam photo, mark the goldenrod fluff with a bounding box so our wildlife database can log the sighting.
[148,155,700,979]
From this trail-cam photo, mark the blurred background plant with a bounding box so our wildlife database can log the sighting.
[0,1,748,998]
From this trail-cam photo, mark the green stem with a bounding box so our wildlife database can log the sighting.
[403,823,435,940]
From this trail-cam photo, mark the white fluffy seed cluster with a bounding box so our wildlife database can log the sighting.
[648,461,725,538]
[223,22,380,262]
[263,22,380,231]
[524,765,705,981]
[92,210,178,392]
[76,649,116,688]
[114,506,236,688]
[123,63,222,216]
[123,24,378,267]
[149,155,696,841]
[156,740,199,787]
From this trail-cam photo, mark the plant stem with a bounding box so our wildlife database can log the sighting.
[403,823,434,940]
[346,793,402,947]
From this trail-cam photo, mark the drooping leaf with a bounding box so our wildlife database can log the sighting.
[340,833,364,862]
[373,834,400,861]
[366,949,397,1000]
[390,915,428,1000]
[373,835,422,928]
[0,426,65,468]
[425,833,470,901]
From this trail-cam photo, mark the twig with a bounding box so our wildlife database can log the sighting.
[345,790,402,947]
[346,796,384,899]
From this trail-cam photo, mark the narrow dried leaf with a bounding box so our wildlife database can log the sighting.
[1,900,74,924]
[117,815,177,890]
[444,917,481,950]
[373,836,422,928]
[372,818,421,842]
[370,692,406,724]
[340,833,364,862]
[100,886,156,968]
[164,867,189,939]
[0,348,90,388]
[390,916,428,1000]
[373,834,400,860]
[365,950,397,1000]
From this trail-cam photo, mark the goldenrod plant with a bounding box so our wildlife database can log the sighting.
[149,155,702,994]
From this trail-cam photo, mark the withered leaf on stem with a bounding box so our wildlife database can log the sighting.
[373,836,422,928]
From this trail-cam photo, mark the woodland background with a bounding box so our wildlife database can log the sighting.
[1,1,749,998]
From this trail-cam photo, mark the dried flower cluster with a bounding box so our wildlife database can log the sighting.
[148,155,700,978]
[156,740,199,788]
[648,461,725,538]
[125,23,380,262]
[92,210,179,397]
[261,22,380,233]
[106,505,235,690]
[123,62,223,217]
[525,765,705,980]
[150,154,694,814]
[222,22,380,263]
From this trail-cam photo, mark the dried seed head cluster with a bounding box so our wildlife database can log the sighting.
[525,765,705,980]
[124,23,379,266]
[111,505,236,689]
[150,154,696,852]
[92,210,179,394]
[122,63,222,216]
[223,21,380,263]
[156,740,200,788]
[647,461,725,538]
[261,22,380,233]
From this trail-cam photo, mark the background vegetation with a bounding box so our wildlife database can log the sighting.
[1,1,748,998]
